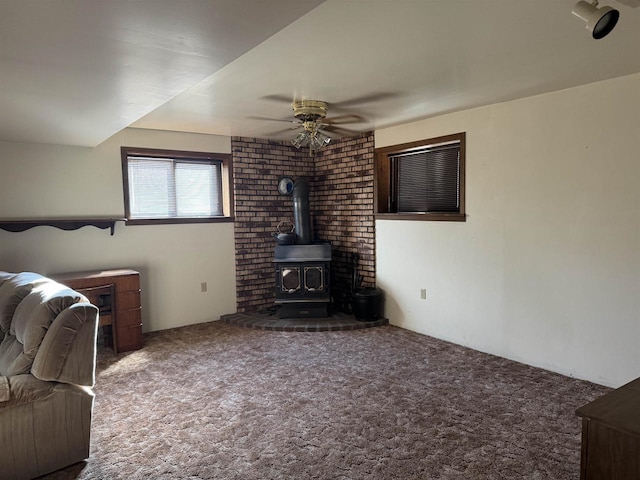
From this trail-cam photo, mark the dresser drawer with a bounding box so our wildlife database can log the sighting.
[116,290,141,310]
[113,274,140,293]
[117,308,142,328]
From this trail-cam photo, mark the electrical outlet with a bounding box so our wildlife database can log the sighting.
[420,288,427,300]
[201,282,208,293]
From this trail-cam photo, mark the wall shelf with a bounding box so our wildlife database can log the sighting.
[0,218,125,235]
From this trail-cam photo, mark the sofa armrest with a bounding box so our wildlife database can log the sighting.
[0,374,94,479]
[0,375,9,402]
[0,374,93,409]
[31,302,99,387]
[0,374,56,408]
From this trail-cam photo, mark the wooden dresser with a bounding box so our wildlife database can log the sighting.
[576,377,640,479]
[52,269,143,353]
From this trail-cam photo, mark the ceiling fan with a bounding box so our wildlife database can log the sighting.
[251,94,393,155]
[289,99,334,155]
[251,99,361,155]
[251,93,397,155]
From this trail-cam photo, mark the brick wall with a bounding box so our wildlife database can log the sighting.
[231,132,375,313]
[232,137,313,313]
[312,133,376,312]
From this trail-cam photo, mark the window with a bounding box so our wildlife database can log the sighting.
[121,147,233,224]
[375,132,465,221]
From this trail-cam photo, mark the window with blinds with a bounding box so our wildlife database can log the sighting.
[374,132,465,221]
[121,147,233,224]
[392,142,460,213]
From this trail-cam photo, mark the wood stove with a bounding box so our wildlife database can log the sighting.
[274,244,331,318]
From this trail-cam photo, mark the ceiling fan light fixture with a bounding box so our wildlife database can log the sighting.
[292,131,308,149]
[318,131,331,146]
[291,130,331,154]
[310,131,331,151]
[572,0,620,39]
[288,99,333,154]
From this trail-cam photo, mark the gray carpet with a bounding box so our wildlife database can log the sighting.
[44,321,609,479]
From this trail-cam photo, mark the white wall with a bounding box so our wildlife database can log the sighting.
[0,128,237,332]
[375,73,640,388]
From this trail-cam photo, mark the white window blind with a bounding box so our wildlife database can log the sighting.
[127,156,223,219]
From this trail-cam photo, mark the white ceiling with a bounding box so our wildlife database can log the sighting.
[1,0,639,147]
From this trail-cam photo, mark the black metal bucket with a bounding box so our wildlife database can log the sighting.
[352,287,383,321]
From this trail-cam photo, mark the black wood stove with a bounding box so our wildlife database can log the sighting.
[274,244,331,318]
[273,177,331,318]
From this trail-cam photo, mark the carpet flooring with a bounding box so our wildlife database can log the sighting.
[44,321,609,479]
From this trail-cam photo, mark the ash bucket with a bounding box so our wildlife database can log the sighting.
[352,287,383,321]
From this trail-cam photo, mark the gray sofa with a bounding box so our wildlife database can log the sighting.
[0,271,99,479]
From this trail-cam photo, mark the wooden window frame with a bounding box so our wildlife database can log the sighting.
[121,146,234,225]
[374,132,466,222]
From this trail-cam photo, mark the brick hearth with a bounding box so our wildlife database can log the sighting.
[220,310,388,332]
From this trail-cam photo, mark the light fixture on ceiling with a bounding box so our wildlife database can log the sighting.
[290,100,332,155]
[291,122,331,155]
[572,0,620,39]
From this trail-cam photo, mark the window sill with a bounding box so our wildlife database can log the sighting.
[375,212,466,222]
[126,217,234,226]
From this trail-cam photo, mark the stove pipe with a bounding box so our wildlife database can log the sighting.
[293,178,312,245]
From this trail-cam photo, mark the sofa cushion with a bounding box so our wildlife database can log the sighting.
[0,281,86,376]
[0,272,47,340]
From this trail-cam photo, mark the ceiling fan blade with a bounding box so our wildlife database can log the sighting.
[331,92,399,108]
[260,94,295,104]
[321,125,361,137]
[247,115,297,124]
[264,125,302,136]
[323,114,365,125]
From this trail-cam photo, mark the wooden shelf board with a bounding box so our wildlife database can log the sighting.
[0,218,125,235]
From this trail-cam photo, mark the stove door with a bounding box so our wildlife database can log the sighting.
[304,266,324,292]
[281,266,300,293]
[275,262,330,303]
